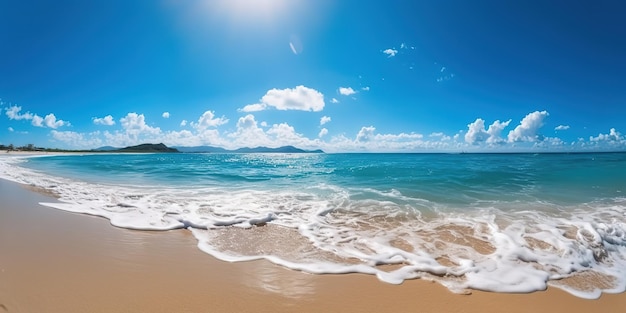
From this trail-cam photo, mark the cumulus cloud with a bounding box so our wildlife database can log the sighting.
[362,86,370,91]
[328,126,454,152]
[266,123,301,141]
[51,130,103,149]
[356,126,376,142]
[120,113,161,138]
[555,125,570,131]
[5,105,69,129]
[486,120,512,144]
[162,112,170,118]
[229,114,267,146]
[465,119,511,145]
[225,114,315,149]
[43,113,69,129]
[339,87,356,96]
[331,98,339,104]
[93,115,115,126]
[240,85,325,112]
[383,48,398,57]
[180,120,187,127]
[465,119,488,144]
[31,115,44,127]
[507,111,549,142]
[318,128,328,138]
[320,116,331,125]
[192,111,228,130]
[590,128,624,142]
[5,105,33,120]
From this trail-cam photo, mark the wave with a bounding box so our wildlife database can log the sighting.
[1,155,625,299]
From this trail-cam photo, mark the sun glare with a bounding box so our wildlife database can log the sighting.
[210,0,292,25]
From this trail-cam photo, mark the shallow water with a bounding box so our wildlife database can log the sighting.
[1,152,625,298]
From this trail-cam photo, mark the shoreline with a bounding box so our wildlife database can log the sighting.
[1,178,626,312]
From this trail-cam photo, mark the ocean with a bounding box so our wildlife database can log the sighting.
[1,152,625,298]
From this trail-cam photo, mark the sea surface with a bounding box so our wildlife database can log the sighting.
[2,152,626,298]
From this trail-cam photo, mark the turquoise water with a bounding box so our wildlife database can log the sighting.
[22,152,626,204]
[2,152,626,298]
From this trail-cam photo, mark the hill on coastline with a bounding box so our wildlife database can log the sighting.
[92,144,323,154]
[174,145,324,153]
[93,146,119,151]
[115,143,179,153]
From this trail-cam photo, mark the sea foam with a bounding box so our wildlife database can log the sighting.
[1,154,625,298]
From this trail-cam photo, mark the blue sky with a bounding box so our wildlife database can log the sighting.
[1,0,625,152]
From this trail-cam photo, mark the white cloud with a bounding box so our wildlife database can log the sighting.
[590,128,624,142]
[487,120,511,144]
[507,111,549,142]
[465,119,511,145]
[555,125,570,131]
[231,114,327,150]
[51,130,103,149]
[192,111,229,130]
[440,67,446,72]
[240,85,325,112]
[5,105,33,120]
[5,105,69,129]
[93,115,115,126]
[180,120,187,127]
[240,103,267,112]
[465,119,488,144]
[331,98,339,104]
[383,48,398,57]
[320,116,331,125]
[43,113,69,129]
[120,113,161,138]
[236,114,258,129]
[356,126,376,142]
[228,114,267,147]
[266,123,300,141]
[430,132,451,141]
[260,121,268,127]
[8,127,14,132]
[31,115,44,127]
[325,126,453,152]
[339,87,356,96]
[162,112,170,119]
[362,86,370,91]
[318,128,328,138]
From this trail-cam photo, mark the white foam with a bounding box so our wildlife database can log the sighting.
[2,155,626,298]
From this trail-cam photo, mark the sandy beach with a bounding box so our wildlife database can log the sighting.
[1,178,626,313]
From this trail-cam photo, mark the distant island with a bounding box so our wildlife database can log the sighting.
[115,143,179,153]
[2,143,324,154]
[174,145,324,154]
[93,144,323,154]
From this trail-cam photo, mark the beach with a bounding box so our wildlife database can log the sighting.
[1,178,626,313]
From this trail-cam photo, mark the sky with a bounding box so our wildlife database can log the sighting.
[1,0,625,152]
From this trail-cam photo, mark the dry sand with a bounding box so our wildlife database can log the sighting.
[1,178,626,313]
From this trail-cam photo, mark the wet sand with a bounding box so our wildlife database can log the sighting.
[1,178,626,313]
